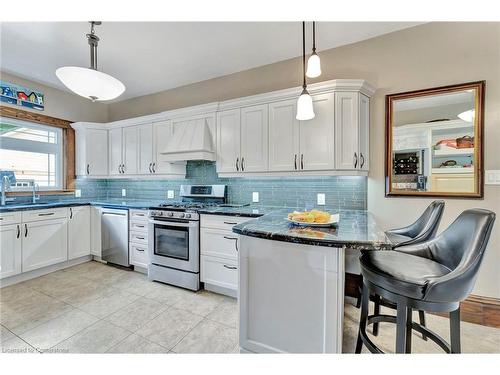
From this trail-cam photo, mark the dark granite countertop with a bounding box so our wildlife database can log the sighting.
[198,205,276,218]
[0,199,165,213]
[232,208,392,250]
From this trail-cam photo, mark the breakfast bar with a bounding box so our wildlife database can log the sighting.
[233,209,392,353]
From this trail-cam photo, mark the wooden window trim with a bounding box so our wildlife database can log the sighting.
[0,105,75,195]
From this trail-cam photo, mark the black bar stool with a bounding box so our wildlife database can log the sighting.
[355,208,496,354]
[360,201,445,338]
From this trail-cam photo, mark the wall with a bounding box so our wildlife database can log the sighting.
[108,22,500,298]
[74,161,367,210]
[0,71,108,122]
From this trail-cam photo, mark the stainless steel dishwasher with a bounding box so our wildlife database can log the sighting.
[101,208,130,267]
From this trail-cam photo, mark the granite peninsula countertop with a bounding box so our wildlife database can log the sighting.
[232,208,392,250]
[198,205,276,217]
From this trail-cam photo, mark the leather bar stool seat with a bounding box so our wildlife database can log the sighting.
[360,251,451,300]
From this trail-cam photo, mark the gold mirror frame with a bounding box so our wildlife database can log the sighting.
[385,81,485,198]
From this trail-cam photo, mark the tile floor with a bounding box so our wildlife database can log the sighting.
[1,261,499,354]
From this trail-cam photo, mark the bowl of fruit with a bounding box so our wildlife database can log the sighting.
[286,210,339,227]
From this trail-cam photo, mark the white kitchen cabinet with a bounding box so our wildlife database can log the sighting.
[152,120,186,176]
[122,126,139,175]
[269,99,300,172]
[240,104,269,172]
[68,206,91,260]
[335,92,369,171]
[0,223,22,279]
[22,217,68,273]
[216,109,241,173]
[108,127,123,176]
[138,124,154,174]
[74,127,108,176]
[90,206,102,257]
[298,93,335,171]
[129,209,149,269]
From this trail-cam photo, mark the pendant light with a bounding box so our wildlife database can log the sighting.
[306,21,321,78]
[296,22,315,121]
[56,22,125,102]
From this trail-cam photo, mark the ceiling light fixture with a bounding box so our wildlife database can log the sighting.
[296,22,315,121]
[458,109,475,122]
[56,21,125,102]
[306,21,321,78]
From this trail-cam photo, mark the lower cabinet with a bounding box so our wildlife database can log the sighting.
[22,217,68,273]
[129,209,149,269]
[201,255,238,291]
[68,206,91,260]
[90,206,102,257]
[0,223,22,279]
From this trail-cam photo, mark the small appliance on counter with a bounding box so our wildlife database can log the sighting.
[147,184,226,291]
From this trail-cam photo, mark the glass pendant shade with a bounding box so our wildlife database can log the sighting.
[296,89,315,120]
[306,52,321,78]
[458,109,475,122]
[56,67,125,101]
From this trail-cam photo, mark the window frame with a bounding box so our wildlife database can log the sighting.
[0,105,75,195]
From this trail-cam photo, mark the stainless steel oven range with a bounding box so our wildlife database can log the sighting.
[148,184,226,291]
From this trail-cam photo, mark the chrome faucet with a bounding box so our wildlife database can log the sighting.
[32,183,40,204]
[1,175,11,206]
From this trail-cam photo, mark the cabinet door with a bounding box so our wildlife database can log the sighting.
[122,126,139,175]
[90,206,102,257]
[298,93,335,171]
[86,129,108,176]
[138,124,154,174]
[22,218,68,272]
[216,109,241,173]
[359,94,370,171]
[68,206,91,260]
[0,224,22,279]
[269,100,300,172]
[108,128,123,175]
[335,92,359,170]
[152,120,173,174]
[240,104,269,172]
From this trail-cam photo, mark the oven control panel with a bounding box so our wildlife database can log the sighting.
[149,210,199,221]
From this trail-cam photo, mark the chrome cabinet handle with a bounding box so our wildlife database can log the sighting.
[24,224,28,237]
[38,212,55,216]
[294,154,297,170]
[223,221,238,225]
[122,164,126,174]
[152,163,156,173]
[236,157,239,172]
[224,236,239,251]
[17,224,20,239]
[300,154,304,170]
[70,207,73,219]
[354,153,358,169]
[241,157,245,171]
[149,163,152,173]
[136,248,145,252]
[360,153,365,169]
[86,164,90,175]
[135,236,145,240]
[223,265,237,270]
[135,224,145,228]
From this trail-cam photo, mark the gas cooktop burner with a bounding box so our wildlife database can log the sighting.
[156,202,220,210]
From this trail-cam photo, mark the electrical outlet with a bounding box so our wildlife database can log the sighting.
[167,190,175,199]
[121,189,126,197]
[252,192,259,203]
[485,170,500,185]
[74,189,81,198]
[317,193,326,205]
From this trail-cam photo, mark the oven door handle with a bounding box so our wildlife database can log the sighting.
[149,219,198,228]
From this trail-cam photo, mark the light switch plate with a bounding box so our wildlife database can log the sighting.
[167,190,175,199]
[74,189,81,198]
[121,189,126,197]
[317,193,326,205]
[485,170,500,185]
[252,192,259,203]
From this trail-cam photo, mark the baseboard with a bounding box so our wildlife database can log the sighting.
[345,272,500,328]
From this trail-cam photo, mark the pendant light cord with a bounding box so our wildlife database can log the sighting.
[312,21,316,53]
[302,21,306,90]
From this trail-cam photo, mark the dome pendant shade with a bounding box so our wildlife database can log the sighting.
[306,52,322,78]
[296,88,315,121]
[56,67,125,102]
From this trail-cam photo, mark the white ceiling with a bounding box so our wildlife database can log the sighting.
[0,22,421,101]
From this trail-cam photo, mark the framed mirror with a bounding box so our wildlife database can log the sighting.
[386,81,485,198]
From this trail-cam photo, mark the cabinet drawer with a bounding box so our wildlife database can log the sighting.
[0,211,22,226]
[130,231,148,244]
[130,221,148,232]
[200,214,250,231]
[200,228,238,259]
[22,207,68,223]
[201,255,238,291]
[130,209,148,222]
[130,242,149,268]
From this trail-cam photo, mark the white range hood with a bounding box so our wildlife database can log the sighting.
[161,118,215,162]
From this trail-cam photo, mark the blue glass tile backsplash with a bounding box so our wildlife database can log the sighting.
[76,161,367,210]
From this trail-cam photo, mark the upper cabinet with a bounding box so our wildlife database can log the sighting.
[73,79,374,179]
